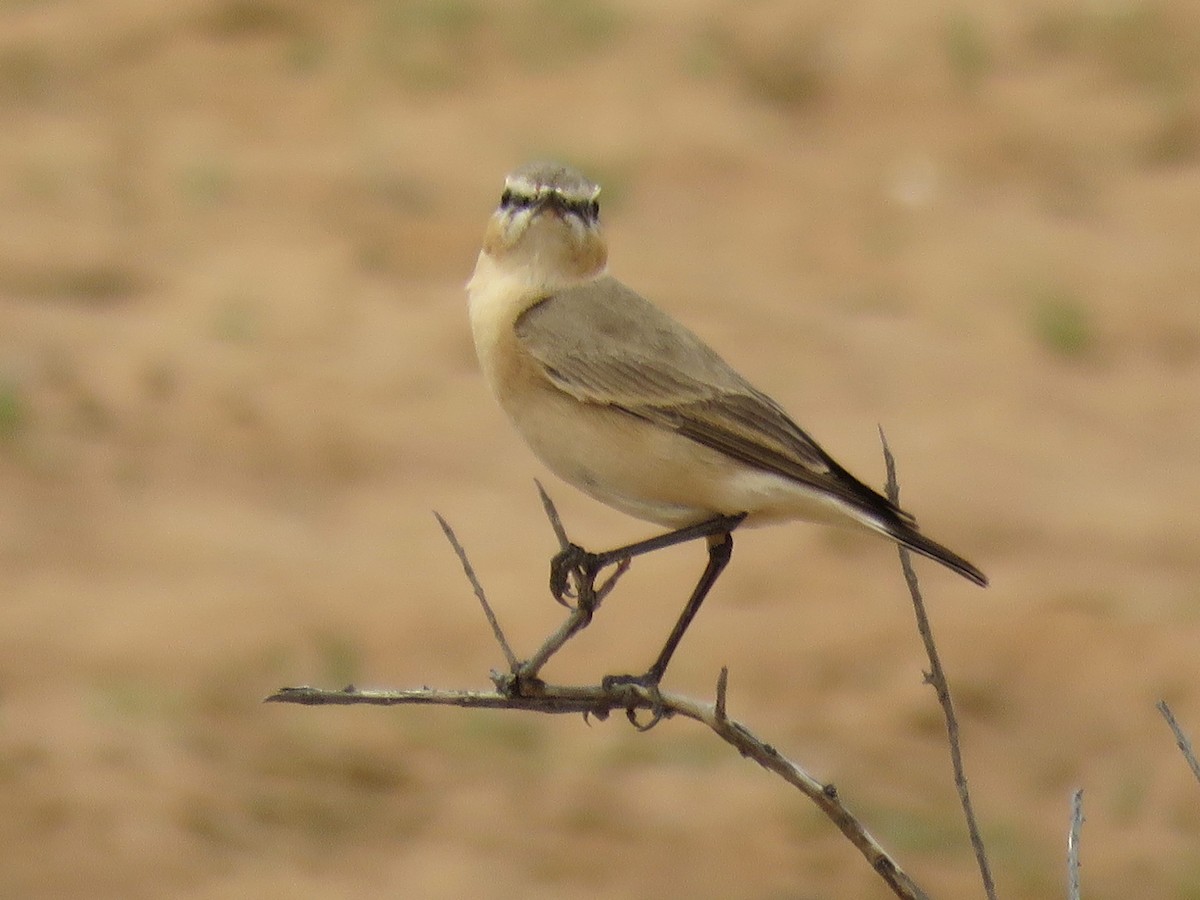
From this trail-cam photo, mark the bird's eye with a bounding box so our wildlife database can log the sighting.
[502,190,534,210]
[589,200,600,218]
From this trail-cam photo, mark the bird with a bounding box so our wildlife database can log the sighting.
[466,161,986,688]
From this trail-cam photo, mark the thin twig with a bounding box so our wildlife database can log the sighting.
[536,478,631,601]
[880,427,997,900]
[514,481,631,679]
[276,486,938,899]
[535,478,570,549]
[434,511,518,671]
[518,558,630,679]
[1156,700,1200,786]
[266,680,928,900]
[1067,788,1083,900]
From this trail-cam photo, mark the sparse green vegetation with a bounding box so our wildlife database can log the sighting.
[369,0,626,87]
[1108,769,1150,824]
[682,25,723,79]
[869,804,970,855]
[462,714,546,755]
[370,0,487,89]
[89,676,185,721]
[503,0,626,72]
[597,729,724,769]
[315,630,362,687]
[944,11,991,92]
[179,158,234,209]
[1027,2,1198,98]
[211,296,262,343]
[286,32,328,73]
[1174,862,1200,900]
[0,376,28,442]
[529,0,624,52]
[1031,287,1093,358]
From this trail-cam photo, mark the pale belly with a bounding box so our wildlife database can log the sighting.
[501,373,868,532]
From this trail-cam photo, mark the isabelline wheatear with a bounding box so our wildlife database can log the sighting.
[467,161,986,687]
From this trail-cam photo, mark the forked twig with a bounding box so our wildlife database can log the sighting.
[267,676,927,899]
[535,478,629,602]
[434,511,518,671]
[268,470,972,900]
[515,556,629,682]
[516,480,630,680]
[880,427,997,900]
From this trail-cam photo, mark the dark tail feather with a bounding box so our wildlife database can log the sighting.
[889,524,988,587]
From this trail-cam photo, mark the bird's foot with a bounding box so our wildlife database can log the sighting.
[601,670,668,731]
[549,543,603,614]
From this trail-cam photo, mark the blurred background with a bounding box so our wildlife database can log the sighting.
[1,0,1199,897]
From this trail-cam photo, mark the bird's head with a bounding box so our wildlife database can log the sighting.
[481,161,608,286]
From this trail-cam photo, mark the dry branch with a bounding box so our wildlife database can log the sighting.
[267,676,926,899]
[267,446,997,900]
[1157,700,1200,786]
[880,428,997,900]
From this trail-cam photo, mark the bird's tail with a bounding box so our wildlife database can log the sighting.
[862,513,988,587]
[890,524,988,587]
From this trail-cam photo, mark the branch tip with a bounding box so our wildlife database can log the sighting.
[715,666,729,721]
[434,511,519,670]
[535,479,570,550]
[1157,700,1200,785]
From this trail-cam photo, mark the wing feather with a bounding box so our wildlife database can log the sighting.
[514,277,914,526]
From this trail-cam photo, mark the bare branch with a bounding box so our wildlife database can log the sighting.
[274,485,956,899]
[434,511,518,671]
[507,480,633,680]
[1156,700,1200,786]
[518,557,630,682]
[1067,788,1083,900]
[266,679,928,900]
[535,478,570,550]
[880,427,997,900]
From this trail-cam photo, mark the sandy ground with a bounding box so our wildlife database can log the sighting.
[2,1,1199,897]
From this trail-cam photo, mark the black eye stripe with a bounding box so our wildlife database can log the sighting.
[500,189,534,210]
[500,189,599,220]
[562,197,595,218]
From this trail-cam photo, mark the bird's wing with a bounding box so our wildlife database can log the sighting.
[514,277,914,525]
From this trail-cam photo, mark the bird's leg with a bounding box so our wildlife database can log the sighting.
[605,528,735,688]
[549,513,746,612]
[643,529,735,685]
[602,529,737,729]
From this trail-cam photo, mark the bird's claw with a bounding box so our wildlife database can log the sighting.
[602,671,667,731]
[549,543,601,609]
